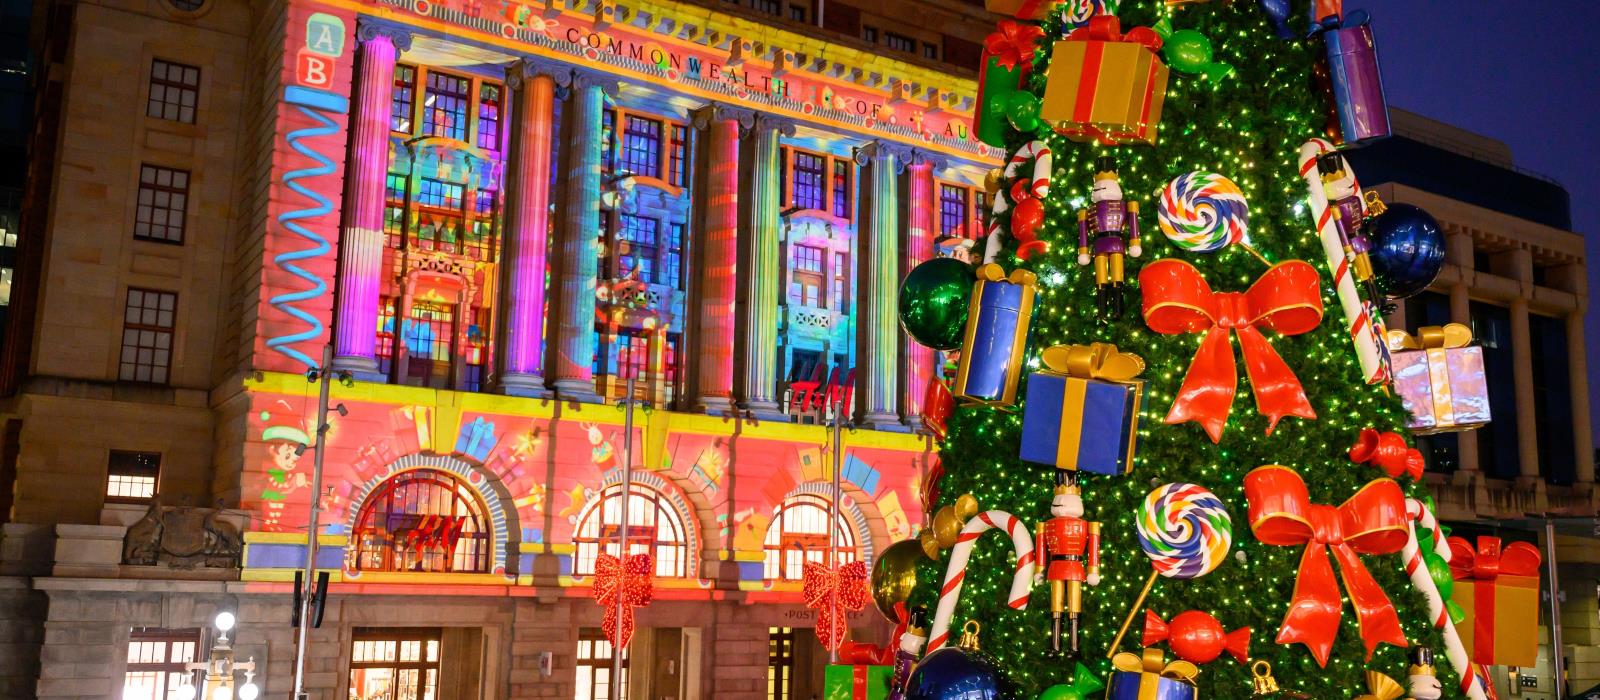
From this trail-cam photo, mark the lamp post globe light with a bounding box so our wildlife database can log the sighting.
[173,612,259,700]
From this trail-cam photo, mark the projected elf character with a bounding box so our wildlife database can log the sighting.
[259,400,312,531]
[1318,152,1386,308]
[1076,157,1142,316]
[1034,472,1101,656]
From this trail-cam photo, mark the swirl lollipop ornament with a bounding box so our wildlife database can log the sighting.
[1107,483,1234,657]
[1157,171,1270,264]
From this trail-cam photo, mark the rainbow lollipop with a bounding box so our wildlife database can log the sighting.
[1157,172,1249,253]
[1108,483,1234,657]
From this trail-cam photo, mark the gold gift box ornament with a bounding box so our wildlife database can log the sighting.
[1385,323,1492,434]
[1041,15,1170,146]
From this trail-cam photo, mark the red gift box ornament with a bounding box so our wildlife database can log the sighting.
[1140,259,1323,443]
[1244,465,1410,667]
[592,552,655,648]
[1349,427,1424,481]
[1448,536,1543,667]
[804,560,871,651]
[985,20,1044,73]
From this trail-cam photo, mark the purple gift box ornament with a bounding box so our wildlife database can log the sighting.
[1385,324,1491,434]
[1312,10,1392,148]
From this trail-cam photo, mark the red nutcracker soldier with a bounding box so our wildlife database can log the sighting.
[1035,473,1102,656]
[1077,157,1142,317]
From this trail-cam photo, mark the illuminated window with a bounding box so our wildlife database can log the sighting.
[413,178,464,252]
[464,307,490,393]
[0,268,12,306]
[885,32,915,53]
[376,296,397,374]
[383,172,407,249]
[663,223,684,286]
[107,451,160,503]
[348,628,442,700]
[975,190,990,233]
[792,245,825,308]
[146,59,199,124]
[831,160,851,219]
[763,493,857,580]
[476,83,502,152]
[423,71,471,141]
[832,252,850,314]
[466,188,497,261]
[122,628,199,700]
[350,469,491,573]
[767,627,796,699]
[668,125,689,187]
[620,115,664,178]
[783,148,851,220]
[791,152,826,211]
[120,288,176,384]
[403,300,454,387]
[574,628,628,700]
[135,164,190,244]
[939,184,969,238]
[616,214,660,284]
[391,65,417,132]
[572,482,690,578]
[601,109,617,172]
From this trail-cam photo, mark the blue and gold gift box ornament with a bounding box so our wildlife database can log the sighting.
[1107,649,1200,700]
[1020,343,1144,475]
[953,264,1037,408]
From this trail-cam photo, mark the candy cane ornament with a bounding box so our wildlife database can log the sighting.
[1403,498,1490,700]
[984,141,1053,264]
[1299,138,1389,384]
[926,510,1037,651]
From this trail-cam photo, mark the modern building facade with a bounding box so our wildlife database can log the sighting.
[0,0,999,697]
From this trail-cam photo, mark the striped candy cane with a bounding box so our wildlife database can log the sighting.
[1298,138,1390,385]
[1403,498,1490,700]
[983,141,1053,264]
[927,510,1037,651]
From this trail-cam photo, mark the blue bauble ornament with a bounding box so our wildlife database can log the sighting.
[905,646,1013,700]
[1369,203,1445,300]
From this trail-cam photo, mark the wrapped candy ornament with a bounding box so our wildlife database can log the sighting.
[1077,157,1142,316]
[919,494,980,560]
[952,264,1036,407]
[1039,663,1103,700]
[1142,610,1250,665]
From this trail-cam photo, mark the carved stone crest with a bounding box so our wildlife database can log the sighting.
[122,502,244,569]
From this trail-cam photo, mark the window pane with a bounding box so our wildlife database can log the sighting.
[791,152,825,211]
[120,289,176,384]
[620,115,663,178]
[147,59,200,124]
[135,164,190,244]
[422,71,471,140]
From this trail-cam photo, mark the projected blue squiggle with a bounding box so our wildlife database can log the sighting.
[268,85,349,369]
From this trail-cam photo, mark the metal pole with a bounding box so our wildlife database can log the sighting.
[292,344,335,700]
[1546,519,1566,700]
[611,370,638,700]
[827,385,843,664]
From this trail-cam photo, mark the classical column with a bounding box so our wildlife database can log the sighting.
[1443,231,1480,478]
[549,71,617,402]
[1567,309,1595,486]
[690,104,753,414]
[736,113,793,420]
[331,22,410,377]
[498,59,566,397]
[1508,248,1541,486]
[857,141,905,429]
[900,153,942,427]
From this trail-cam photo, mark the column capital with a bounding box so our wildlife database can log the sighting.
[748,111,798,138]
[853,140,913,172]
[570,66,621,98]
[356,18,414,53]
[506,56,576,90]
[690,102,756,131]
[905,147,949,171]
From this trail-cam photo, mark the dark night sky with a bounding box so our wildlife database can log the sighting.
[1355,0,1600,437]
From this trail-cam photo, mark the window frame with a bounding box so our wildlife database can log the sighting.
[762,492,859,581]
[571,481,692,578]
[349,469,493,574]
[348,627,443,700]
[884,31,916,53]
[767,627,797,699]
[123,627,201,700]
[119,288,177,385]
[780,146,853,221]
[134,163,191,245]
[107,451,162,504]
[601,106,689,195]
[937,180,985,240]
[146,59,200,124]
[575,627,629,700]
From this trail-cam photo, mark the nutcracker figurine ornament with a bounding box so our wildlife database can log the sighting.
[1408,647,1442,700]
[1035,472,1102,656]
[1077,157,1143,316]
[888,606,929,700]
[1318,152,1388,310]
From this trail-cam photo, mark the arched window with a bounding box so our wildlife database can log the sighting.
[763,493,857,581]
[572,483,690,578]
[350,469,492,573]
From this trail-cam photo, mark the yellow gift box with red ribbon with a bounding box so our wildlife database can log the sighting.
[1040,16,1170,146]
[1385,323,1492,434]
[1106,649,1200,700]
[1448,536,1542,667]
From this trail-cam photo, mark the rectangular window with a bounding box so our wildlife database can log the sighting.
[575,628,629,700]
[616,214,660,284]
[831,160,851,219]
[464,306,491,393]
[146,59,199,124]
[754,0,780,13]
[832,252,849,314]
[663,223,684,287]
[0,268,12,306]
[1470,301,1519,478]
[349,629,442,700]
[767,627,796,700]
[620,115,664,179]
[975,190,989,234]
[376,296,397,374]
[413,178,465,252]
[885,32,916,53]
[391,64,417,132]
[1530,312,1575,484]
[120,288,176,384]
[422,71,471,141]
[923,42,939,60]
[862,26,878,43]
[384,172,408,249]
[668,125,689,187]
[788,4,806,21]
[135,164,190,244]
[790,152,826,211]
[939,184,969,238]
[404,300,454,388]
[122,628,199,700]
[107,451,161,503]
[793,245,825,308]
[476,83,503,152]
[466,188,497,261]
[601,108,617,173]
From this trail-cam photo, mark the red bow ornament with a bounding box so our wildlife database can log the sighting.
[1065,14,1164,52]
[984,20,1045,73]
[1140,259,1323,443]
[593,552,655,648]
[1349,428,1424,481]
[1447,536,1543,667]
[1244,465,1409,667]
[804,560,870,651]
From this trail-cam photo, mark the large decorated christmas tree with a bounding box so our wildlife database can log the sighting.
[857,0,1534,699]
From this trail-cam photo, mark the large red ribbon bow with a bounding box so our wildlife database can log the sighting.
[984,20,1045,72]
[1065,14,1163,52]
[1447,536,1542,666]
[593,552,655,648]
[803,560,870,651]
[1141,259,1323,443]
[1244,465,1409,667]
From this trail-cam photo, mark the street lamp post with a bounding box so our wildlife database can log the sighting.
[176,612,260,700]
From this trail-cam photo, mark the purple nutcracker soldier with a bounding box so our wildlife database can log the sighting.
[889,606,929,700]
[1319,153,1387,308]
[1076,157,1142,316]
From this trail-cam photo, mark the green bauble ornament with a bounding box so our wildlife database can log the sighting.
[899,258,975,350]
[1004,91,1041,133]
